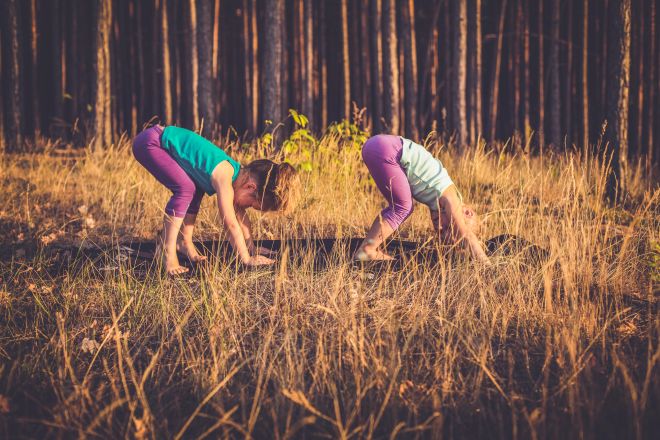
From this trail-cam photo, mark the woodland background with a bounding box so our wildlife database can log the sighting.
[0,0,658,188]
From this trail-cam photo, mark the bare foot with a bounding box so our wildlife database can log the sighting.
[156,243,190,276]
[176,240,208,263]
[354,247,395,262]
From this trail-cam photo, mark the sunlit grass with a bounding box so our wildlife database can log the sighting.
[0,130,658,438]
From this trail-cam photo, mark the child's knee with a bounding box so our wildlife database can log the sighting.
[175,181,197,203]
[395,202,414,223]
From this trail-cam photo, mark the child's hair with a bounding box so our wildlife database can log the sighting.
[244,159,300,212]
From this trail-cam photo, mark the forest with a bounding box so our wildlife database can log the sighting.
[1,1,659,439]
[2,1,657,173]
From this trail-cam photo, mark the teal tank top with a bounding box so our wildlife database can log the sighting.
[160,126,240,195]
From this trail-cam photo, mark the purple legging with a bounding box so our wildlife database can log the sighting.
[132,125,204,218]
[361,134,413,230]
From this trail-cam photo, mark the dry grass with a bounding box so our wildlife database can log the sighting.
[0,131,658,439]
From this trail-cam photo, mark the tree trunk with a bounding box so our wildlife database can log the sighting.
[473,0,483,141]
[420,1,442,132]
[537,0,545,148]
[262,0,284,138]
[634,2,643,158]
[29,0,40,135]
[383,0,400,133]
[488,0,507,142]
[161,0,173,125]
[646,0,655,173]
[212,0,220,120]
[242,0,252,132]
[581,0,589,153]
[50,0,63,135]
[401,0,418,139]
[319,0,327,129]
[187,0,199,130]
[549,0,561,148]
[522,0,530,142]
[452,0,468,147]
[370,0,384,132]
[605,0,631,201]
[1,0,21,151]
[302,0,314,127]
[513,0,521,138]
[340,0,351,120]
[359,0,371,120]
[92,0,112,150]
[197,0,214,137]
[564,1,573,145]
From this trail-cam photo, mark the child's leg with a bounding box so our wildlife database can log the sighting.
[133,126,197,274]
[176,188,207,262]
[357,135,413,260]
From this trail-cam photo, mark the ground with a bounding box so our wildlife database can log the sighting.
[0,131,658,438]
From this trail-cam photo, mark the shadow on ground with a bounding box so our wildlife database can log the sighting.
[44,233,550,276]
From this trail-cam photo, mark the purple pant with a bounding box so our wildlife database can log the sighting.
[132,126,204,218]
[361,135,413,230]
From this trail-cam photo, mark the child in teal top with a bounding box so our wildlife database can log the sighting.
[133,125,300,275]
[160,126,241,195]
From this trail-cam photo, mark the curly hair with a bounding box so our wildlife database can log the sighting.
[243,159,301,212]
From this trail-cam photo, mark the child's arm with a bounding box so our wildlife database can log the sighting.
[438,186,490,264]
[235,207,277,257]
[212,164,274,265]
[234,206,256,253]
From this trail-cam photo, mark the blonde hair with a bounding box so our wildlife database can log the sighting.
[244,159,300,212]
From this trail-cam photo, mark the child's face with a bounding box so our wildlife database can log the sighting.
[439,205,479,243]
[234,177,262,210]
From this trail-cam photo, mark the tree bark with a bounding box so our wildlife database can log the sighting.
[92,0,112,150]
[646,0,655,172]
[401,0,419,139]
[1,0,21,150]
[605,0,631,200]
[564,1,573,145]
[549,0,561,148]
[359,0,371,119]
[370,0,384,132]
[522,0,530,142]
[197,0,214,137]
[340,0,351,120]
[29,0,40,135]
[319,0,327,129]
[161,0,173,125]
[212,0,220,120]
[420,1,442,132]
[581,0,589,153]
[452,0,468,146]
[383,0,400,133]
[537,0,545,148]
[513,0,521,138]
[473,0,483,141]
[187,0,199,130]
[302,0,314,127]
[488,0,507,142]
[262,0,284,138]
[50,0,63,134]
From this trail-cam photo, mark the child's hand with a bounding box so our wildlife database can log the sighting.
[256,246,278,257]
[244,255,275,266]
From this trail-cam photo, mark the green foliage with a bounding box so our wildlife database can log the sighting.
[327,119,370,151]
[259,132,272,149]
[282,109,316,172]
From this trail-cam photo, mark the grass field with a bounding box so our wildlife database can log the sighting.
[0,129,658,439]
